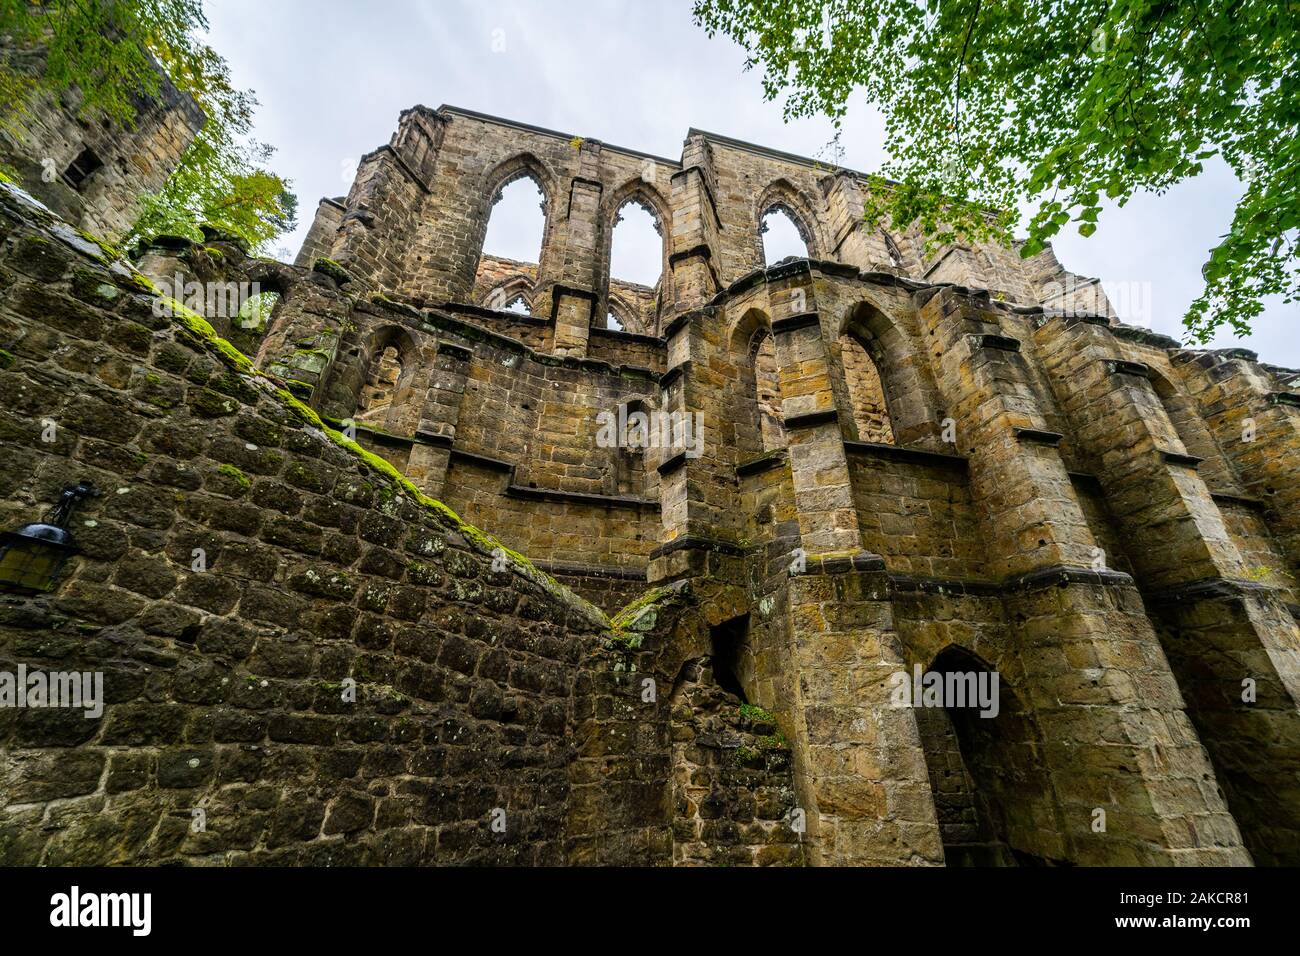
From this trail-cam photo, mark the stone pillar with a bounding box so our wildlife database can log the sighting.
[293,198,345,268]
[762,274,945,865]
[1035,329,1243,587]
[666,134,721,313]
[552,287,596,357]
[822,172,898,271]
[917,289,1096,576]
[915,289,1249,864]
[404,341,471,498]
[1035,314,1300,864]
[783,567,944,865]
[645,137,727,572]
[647,307,742,585]
[769,266,868,558]
[1175,350,1300,574]
[328,108,443,291]
[544,139,606,357]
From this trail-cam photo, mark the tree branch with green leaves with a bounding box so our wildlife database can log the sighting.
[693,0,1298,342]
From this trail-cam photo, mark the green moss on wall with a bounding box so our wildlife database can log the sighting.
[217,463,252,491]
[313,257,354,285]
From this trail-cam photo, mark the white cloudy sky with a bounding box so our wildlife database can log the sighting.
[205,0,1295,365]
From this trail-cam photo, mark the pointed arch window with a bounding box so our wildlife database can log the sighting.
[841,334,895,444]
[476,171,547,293]
[354,328,419,432]
[610,198,663,288]
[358,345,404,423]
[760,204,810,265]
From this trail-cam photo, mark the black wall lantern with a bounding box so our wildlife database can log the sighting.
[0,481,99,593]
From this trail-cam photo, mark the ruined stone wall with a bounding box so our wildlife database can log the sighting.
[304,104,1133,369]
[294,198,345,269]
[121,243,667,616]
[6,95,1300,867]
[0,43,205,243]
[216,104,1300,866]
[668,661,803,866]
[846,447,984,581]
[0,187,627,864]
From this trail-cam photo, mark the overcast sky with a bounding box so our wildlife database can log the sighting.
[204,0,1295,366]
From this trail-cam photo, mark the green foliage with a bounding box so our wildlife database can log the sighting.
[693,0,1299,342]
[0,0,194,130]
[236,290,281,331]
[132,146,297,254]
[0,1,296,252]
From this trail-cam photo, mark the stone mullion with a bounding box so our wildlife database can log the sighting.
[549,166,604,357]
[666,137,720,313]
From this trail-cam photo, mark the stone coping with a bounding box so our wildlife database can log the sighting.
[505,485,658,510]
[843,440,968,469]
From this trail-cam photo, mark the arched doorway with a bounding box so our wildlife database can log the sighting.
[914,646,1064,866]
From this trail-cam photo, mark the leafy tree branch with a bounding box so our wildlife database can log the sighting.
[693,0,1298,342]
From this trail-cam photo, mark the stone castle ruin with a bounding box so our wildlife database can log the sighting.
[1,101,1299,866]
[0,39,206,243]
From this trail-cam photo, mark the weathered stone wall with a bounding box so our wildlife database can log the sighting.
[668,660,804,866]
[5,95,1300,868]
[300,105,1129,340]
[0,186,639,864]
[125,242,667,615]
[846,447,984,581]
[0,182,812,868]
[0,42,205,243]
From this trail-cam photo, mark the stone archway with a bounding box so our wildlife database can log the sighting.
[914,645,1065,866]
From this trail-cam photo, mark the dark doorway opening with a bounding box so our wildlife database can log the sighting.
[709,615,749,702]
